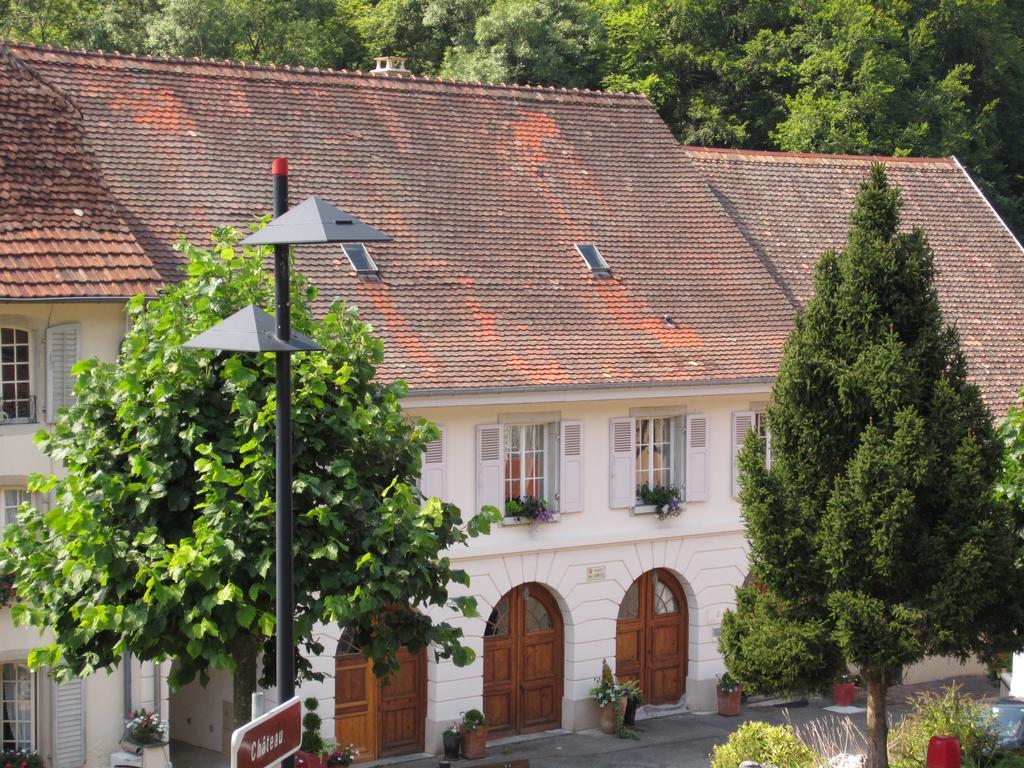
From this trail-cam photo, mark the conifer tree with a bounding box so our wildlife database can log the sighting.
[720,165,1024,768]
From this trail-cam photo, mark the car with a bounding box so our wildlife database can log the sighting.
[992,698,1024,752]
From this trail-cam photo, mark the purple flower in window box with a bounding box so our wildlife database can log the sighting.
[637,484,682,520]
[504,496,554,530]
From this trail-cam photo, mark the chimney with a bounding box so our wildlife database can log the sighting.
[372,56,410,76]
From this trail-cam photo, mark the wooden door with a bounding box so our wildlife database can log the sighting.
[615,569,687,705]
[484,583,563,736]
[335,632,426,762]
[379,648,426,757]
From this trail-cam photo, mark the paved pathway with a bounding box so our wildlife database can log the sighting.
[397,675,996,768]
[169,675,997,768]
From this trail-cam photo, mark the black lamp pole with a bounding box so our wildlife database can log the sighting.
[184,158,391,733]
[271,158,296,756]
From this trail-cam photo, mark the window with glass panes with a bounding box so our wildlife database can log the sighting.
[0,663,33,751]
[635,417,673,497]
[2,490,25,527]
[0,328,32,422]
[504,424,545,501]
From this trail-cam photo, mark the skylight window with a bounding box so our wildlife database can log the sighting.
[575,243,611,277]
[342,243,380,280]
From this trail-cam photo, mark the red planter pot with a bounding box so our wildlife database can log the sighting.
[717,687,742,716]
[461,726,488,759]
[833,682,858,706]
[295,752,324,768]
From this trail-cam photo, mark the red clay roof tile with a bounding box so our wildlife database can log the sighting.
[685,146,1024,415]
[0,47,161,299]
[5,43,797,392]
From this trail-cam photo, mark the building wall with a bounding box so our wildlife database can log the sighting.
[0,301,134,766]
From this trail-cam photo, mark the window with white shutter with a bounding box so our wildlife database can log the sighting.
[46,324,79,421]
[609,417,636,508]
[559,421,583,513]
[1,327,33,423]
[686,415,709,501]
[0,663,34,751]
[732,410,769,497]
[53,676,84,768]
[418,427,446,501]
[732,411,753,498]
[476,424,504,513]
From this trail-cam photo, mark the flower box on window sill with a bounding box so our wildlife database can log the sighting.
[501,513,561,527]
[632,504,658,516]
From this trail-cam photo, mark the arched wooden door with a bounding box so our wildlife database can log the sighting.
[483,583,563,736]
[615,569,687,705]
[335,633,426,762]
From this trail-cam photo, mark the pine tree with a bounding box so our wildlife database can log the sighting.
[719,164,1024,768]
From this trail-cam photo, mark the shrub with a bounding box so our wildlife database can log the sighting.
[709,721,818,768]
[888,685,998,768]
[300,697,326,755]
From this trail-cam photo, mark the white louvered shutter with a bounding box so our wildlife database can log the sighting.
[53,677,85,768]
[559,421,584,513]
[609,417,636,508]
[46,323,79,419]
[476,424,504,513]
[419,427,446,501]
[686,415,709,502]
[732,411,754,498]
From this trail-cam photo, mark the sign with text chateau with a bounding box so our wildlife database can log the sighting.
[231,696,302,768]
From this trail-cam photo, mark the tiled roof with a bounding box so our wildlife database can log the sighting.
[4,43,799,392]
[0,48,160,298]
[685,146,1024,416]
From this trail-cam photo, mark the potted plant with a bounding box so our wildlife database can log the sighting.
[0,751,41,768]
[716,672,742,716]
[590,660,628,735]
[460,709,489,759]
[621,679,644,727]
[637,484,682,520]
[123,709,169,768]
[296,697,327,768]
[442,722,462,760]
[505,496,555,531]
[832,673,860,706]
[324,744,358,768]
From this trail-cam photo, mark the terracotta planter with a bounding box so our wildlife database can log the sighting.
[833,682,858,706]
[461,725,488,759]
[598,697,627,734]
[717,687,742,716]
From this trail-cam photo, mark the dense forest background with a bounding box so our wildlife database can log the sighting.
[3,0,1023,233]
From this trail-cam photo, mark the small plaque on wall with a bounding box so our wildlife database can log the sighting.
[586,566,606,582]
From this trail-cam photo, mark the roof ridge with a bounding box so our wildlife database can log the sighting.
[0,43,79,114]
[3,39,648,102]
[682,145,955,166]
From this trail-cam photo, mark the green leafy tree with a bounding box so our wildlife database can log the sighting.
[719,165,1024,768]
[1,226,499,728]
[441,0,605,87]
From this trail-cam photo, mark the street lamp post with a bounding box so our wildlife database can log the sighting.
[183,158,391,742]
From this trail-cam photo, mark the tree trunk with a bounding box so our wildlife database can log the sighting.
[232,633,261,728]
[865,672,890,768]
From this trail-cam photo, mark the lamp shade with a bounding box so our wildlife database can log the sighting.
[240,195,392,246]
[182,304,323,353]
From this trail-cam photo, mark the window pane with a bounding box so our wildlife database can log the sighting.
[617,582,639,620]
[524,595,553,632]
[0,662,32,751]
[485,598,510,637]
[653,575,678,615]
